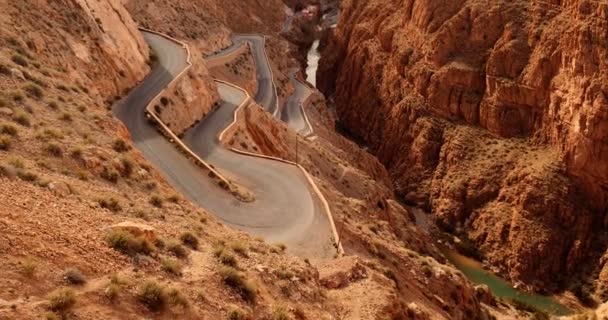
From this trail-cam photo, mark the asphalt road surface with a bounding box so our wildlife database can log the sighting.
[115,31,334,260]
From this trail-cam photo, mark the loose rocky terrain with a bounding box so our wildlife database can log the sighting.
[319,0,608,300]
[3,0,604,319]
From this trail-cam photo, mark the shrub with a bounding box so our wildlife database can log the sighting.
[230,241,248,256]
[112,138,130,153]
[47,288,76,313]
[47,100,59,110]
[0,134,11,151]
[101,166,119,183]
[149,195,163,208]
[12,112,31,127]
[105,283,121,302]
[21,258,37,278]
[59,113,72,122]
[11,54,28,67]
[167,288,189,309]
[63,268,86,285]
[0,63,10,75]
[161,258,183,276]
[137,281,167,311]
[274,243,287,253]
[70,148,82,159]
[272,306,290,320]
[219,267,256,303]
[180,232,199,250]
[23,82,44,99]
[105,229,154,256]
[227,308,246,320]
[0,123,18,136]
[98,197,121,212]
[16,169,38,182]
[10,90,24,102]
[119,157,134,177]
[219,251,238,267]
[275,267,294,280]
[45,143,63,157]
[167,241,188,259]
[167,194,180,203]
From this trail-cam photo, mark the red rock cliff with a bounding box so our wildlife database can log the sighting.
[319,0,608,290]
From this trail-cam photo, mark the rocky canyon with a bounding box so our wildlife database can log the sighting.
[1,0,607,319]
[319,0,608,298]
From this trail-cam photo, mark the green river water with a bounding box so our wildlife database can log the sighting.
[444,250,572,316]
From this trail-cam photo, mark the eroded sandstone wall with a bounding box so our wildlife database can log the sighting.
[318,0,608,290]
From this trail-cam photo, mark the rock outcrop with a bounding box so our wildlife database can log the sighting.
[318,0,608,290]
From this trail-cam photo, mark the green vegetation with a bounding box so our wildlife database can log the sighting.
[105,229,154,256]
[16,169,38,182]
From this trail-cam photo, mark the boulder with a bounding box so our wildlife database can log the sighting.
[108,221,156,242]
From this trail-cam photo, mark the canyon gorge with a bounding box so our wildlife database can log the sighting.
[0,0,606,319]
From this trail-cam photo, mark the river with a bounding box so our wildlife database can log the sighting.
[306,39,320,87]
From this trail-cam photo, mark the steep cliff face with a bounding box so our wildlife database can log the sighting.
[318,0,608,290]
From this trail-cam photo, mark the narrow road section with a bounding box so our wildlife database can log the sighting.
[115,31,335,261]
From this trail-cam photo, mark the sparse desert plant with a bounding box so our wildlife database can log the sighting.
[63,268,86,285]
[219,251,238,267]
[0,63,10,75]
[59,112,72,122]
[21,258,38,278]
[137,281,167,311]
[275,267,294,280]
[227,308,247,320]
[180,232,199,250]
[10,90,24,102]
[112,138,130,153]
[47,100,59,110]
[105,283,121,302]
[149,195,163,208]
[119,157,134,177]
[70,147,83,159]
[101,166,119,183]
[23,82,43,99]
[0,134,12,151]
[105,229,154,256]
[272,243,287,253]
[219,267,256,303]
[167,288,189,309]
[12,111,31,127]
[0,123,18,136]
[99,197,121,212]
[16,169,38,182]
[167,241,188,259]
[11,54,28,67]
[272,306,290,320]
[230,241,248,256]
[167,194,180,203]
[47,287,76,313]
[161,258,183,276]
[45,143,63,157]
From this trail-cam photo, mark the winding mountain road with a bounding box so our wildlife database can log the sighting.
[115,31,334,260]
